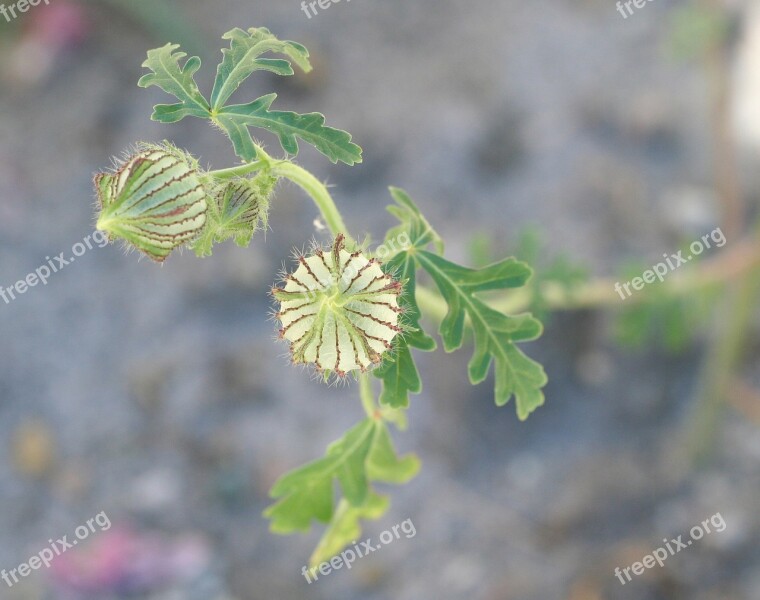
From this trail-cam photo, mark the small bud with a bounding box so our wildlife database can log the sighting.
[273,235,403,377]
[95,144,209,262]
[191,171,276,257]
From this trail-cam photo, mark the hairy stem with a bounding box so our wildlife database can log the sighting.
[207,150,352,243]
[206,160,267,180]
[271,160,353,244]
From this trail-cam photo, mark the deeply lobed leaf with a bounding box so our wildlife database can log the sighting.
[138,44,210,122]
[264,419,419,534]
[376,188,547,419]
[211,27,312,109]
[415,251,547,419]
[138,29,362,166]
[217,96,363,165]
[374,188,441,408]
[308,493,390,568]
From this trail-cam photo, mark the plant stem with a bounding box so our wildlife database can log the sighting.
[207,152,760,323]
[414,234,760,323]
[704,0,743,240]
[207,150,352,243]
[206,160,266,180]
[270,160,353,244]
[680,0,753,466]
[359,374,377,418]
[685,269,760,464]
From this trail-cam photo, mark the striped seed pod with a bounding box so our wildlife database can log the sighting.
[95,144,209,262]
[272,235,404,378]
[192,171,276,257]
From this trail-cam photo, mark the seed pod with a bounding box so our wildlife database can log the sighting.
[272,235,404,378]
[192,171,276,257]
[95,144,209,262]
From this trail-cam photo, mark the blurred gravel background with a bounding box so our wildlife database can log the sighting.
[0,0,758,598]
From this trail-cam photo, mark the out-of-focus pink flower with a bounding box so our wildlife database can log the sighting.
[49,525,212,594]
[5,0,89,87]
[26,0,89,47]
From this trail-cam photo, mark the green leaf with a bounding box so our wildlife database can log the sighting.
[264,419,418,534]
[138,43,210,122]
[308,493,389,568]
[366,422,420,484]
[264,419,375,533]
[415,251,547,419]
[215,95,363,165]
[211,27,312,109]
[375,342,423,409]
[307,419,418,566]
[385,187,443,255]
[374,188,440,408]
[138,30,361,166]
[213,113,259,161]
[374,246,435,408]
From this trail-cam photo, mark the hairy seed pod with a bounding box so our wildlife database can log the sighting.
[272,234,404,377]
[192,171,276,257]
[94,144,209,262]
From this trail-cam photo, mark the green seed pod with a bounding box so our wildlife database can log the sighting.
[95,144,209,262]
[191,171,276,257]
[272,234,404,378]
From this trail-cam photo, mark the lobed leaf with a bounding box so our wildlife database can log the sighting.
[216,95,363,165]
[264,419,419,534]
[138,44,210,122]
[211,27,312,109]
[306,421,420,566]
[384,187,443,255]
[415,251,547,419]
[309,493,389,568]
[139,30,362,166]
[374,188,441,408]
[366,422,420,483]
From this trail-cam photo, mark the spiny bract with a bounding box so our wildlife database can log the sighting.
[95,144,209,262]
[272,235,404,378]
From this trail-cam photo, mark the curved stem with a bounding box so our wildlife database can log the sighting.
[271,160,353,244]
[206,160,266,180]
[208,146,353,243]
